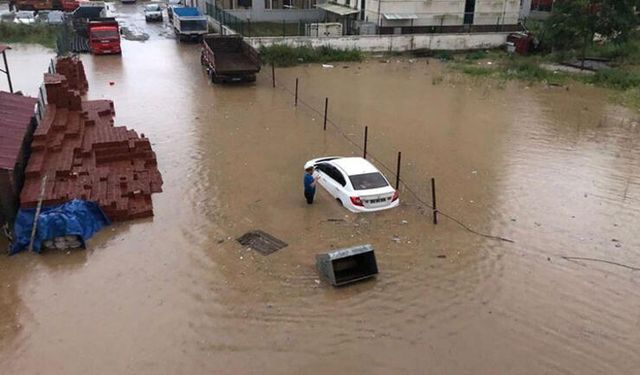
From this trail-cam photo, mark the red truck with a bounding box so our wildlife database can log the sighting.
[15,0,53,10]
[88,19,121,55]
[61,0,80,12]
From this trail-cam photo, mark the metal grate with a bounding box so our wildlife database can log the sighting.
[236,230,287,255]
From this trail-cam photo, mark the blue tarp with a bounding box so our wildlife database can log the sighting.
[173,7,202,17]
[11,199,111,254]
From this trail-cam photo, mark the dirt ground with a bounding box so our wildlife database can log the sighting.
[1,3,640,374]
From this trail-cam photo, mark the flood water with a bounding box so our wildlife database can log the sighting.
[1,5,640,374]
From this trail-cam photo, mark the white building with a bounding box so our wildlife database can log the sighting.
[320,0,523,34]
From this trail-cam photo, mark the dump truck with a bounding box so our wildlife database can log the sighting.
[200,35,260,83]
[61,0,80,12]
[172,7,207,41]
[87,18,121,55]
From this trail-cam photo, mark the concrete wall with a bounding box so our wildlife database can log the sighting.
[365,0,521,27]
[248,32,509,51]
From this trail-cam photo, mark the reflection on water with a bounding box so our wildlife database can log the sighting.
[0,38,639,374]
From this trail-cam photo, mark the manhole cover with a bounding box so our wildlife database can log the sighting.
[237,230,288,255]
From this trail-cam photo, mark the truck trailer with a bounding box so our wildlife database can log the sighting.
[172,7,207,42]
[200,34,260,83]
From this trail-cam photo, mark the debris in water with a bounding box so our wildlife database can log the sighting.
[437,255,447,259]
[237,230,287,255]
[322,64,334,68]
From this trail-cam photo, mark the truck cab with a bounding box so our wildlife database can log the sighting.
[88,19,121,55]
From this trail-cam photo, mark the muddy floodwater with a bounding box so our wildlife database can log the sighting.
[2,10,640,375]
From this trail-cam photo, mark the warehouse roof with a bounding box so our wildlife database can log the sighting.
[0,91,37,170]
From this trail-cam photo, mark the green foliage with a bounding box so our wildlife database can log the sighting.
[545,0,638,52]
[586,36,640,64]
[453,57,567,85]
[583,68,640,90]
[259,45,363,67]
[0,22,59,48]
[464,50,488,61]
[459,65,493,77]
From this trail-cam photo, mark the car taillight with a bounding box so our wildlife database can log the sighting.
[392,191,399,202]
[350,196,364,207]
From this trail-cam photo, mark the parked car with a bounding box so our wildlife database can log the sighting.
[303,157,399,212]
[35,10,64,24]
[144,3,162,21]
[14,10,36,24]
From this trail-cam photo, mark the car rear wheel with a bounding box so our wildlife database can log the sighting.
[336,198,343,207]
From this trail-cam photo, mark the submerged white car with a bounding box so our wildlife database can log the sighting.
[304,156,399,213]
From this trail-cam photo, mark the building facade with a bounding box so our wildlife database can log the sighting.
[520,0,553,20]
[360,0,522,34]
[205,0,324,23]
[208,0,523,34]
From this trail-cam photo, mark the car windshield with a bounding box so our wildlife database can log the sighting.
[91,29,118,39]
[349,172,388,190]
[145,4,160,10]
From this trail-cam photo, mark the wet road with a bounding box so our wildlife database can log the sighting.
[1,5,640,374]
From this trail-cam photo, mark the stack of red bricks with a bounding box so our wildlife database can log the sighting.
[20,58,163,221]
[54,56,88,95]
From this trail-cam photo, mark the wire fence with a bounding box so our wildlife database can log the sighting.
[205,3,314,37]
[272,72,514,243]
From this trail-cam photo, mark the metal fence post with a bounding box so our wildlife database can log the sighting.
[271,64,275,88]
[363,126,368,159]
[395,151,401,189]
[323,97,328,130]
[294,78,299,107]
[431,177,438,225]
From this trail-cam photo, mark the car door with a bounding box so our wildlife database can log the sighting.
[315,163,342,199]
[314,164,331,191]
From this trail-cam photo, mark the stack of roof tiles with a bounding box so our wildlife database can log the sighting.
[20,57,163,221]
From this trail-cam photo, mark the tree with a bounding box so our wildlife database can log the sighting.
[545,0,638,55]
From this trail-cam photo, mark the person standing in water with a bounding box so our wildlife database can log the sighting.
[303,166,320,204]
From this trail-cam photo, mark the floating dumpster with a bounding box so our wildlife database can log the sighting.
[316,244,379,286]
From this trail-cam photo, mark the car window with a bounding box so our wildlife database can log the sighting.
[316,163,346,186]
[315,163,327,173]
[328,166,346,186]
[349,172,388,190]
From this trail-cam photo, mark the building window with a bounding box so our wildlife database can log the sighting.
[264,0,316,9]
[219,0,252,9]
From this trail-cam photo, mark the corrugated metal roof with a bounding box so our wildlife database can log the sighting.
[383,13,418,20]
[316,3,360,16]
[0,91,37,170]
